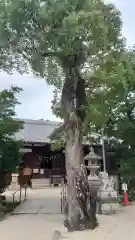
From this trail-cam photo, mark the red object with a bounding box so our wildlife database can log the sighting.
[122,191,132,206]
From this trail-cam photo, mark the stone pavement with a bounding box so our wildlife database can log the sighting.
[2,187,62,214]
[0,188,135,240]
[0,214,64,240]
[13,188,62,214]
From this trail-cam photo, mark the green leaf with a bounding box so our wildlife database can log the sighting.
[0,87,23,190]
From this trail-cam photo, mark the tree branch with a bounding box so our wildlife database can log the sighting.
[75,68,86,122]
[42,51,62,58]
[61,75,76,122]
[17,49,30,61]
[49,123,65,140]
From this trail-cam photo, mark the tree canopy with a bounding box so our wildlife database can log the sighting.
[0,1,123,77]
[0,1,124,128]
[89,49,135,190]
[0,87,23,192]
[0,0,125,231]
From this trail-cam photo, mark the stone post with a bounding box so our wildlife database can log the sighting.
[97,172,118,214]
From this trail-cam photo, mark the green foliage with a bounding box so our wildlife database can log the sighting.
[0,0,134,195]
[0,0,130,226]
[0,1,123,79]
[86,49,135,192]
[0,87,23,138]
[0,139,23,172]
[51,141,65,151]
[88,50,135,139]
[0,0,124,148]
[0,87,23,192]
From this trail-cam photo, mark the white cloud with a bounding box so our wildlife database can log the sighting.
[0,72,59,121]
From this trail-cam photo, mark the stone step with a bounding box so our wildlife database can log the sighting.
[8,178,51,190]
[32,179,50,189]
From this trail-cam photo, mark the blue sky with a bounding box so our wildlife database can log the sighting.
[0,0,134,121]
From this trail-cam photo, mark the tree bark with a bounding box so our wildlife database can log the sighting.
[61,64,98,231]
[65,121,83,231]
[64,125,98,231]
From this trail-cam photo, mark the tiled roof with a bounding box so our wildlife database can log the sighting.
[14,118,62,143]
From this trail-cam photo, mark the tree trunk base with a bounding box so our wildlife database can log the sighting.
[64,165,98,232]
[64,218,98,232]
[64,201,98,232]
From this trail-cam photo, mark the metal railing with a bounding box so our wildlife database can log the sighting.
[12,184,27,208]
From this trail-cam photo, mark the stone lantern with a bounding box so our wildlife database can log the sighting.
[84,146,101,196]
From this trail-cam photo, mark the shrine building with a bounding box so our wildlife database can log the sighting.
[14,118,120,190]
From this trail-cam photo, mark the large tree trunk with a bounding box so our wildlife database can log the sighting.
[65,121,83,231]
[61,64,98,231]
[64,122,98,231]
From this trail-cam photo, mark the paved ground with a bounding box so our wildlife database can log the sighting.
[11,188,62,214]
[0,214,64,240]
[0,188,135,240]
